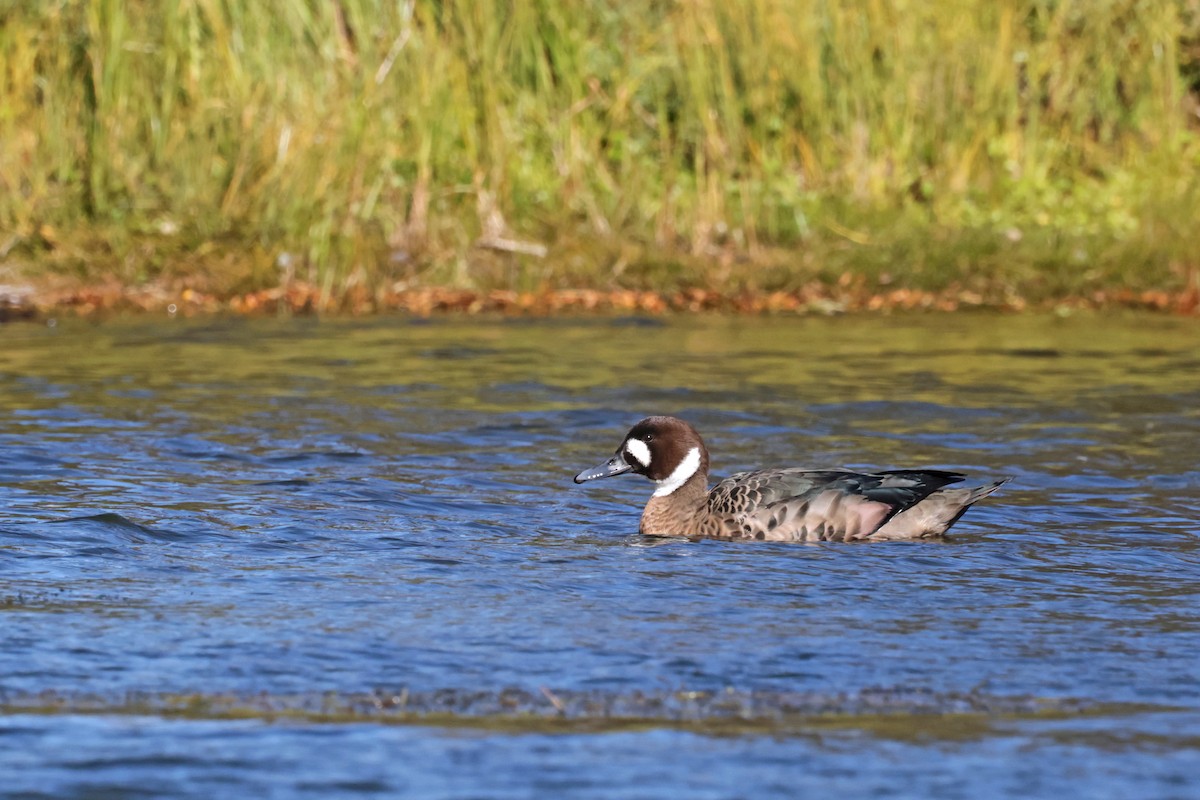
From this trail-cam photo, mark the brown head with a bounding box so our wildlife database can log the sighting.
[573,416,711,496]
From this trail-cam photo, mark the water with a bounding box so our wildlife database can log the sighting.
[1,313,1198,798]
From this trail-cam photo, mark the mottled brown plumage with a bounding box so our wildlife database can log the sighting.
[574,416,1009,542]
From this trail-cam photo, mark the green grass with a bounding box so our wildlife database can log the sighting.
[2,0,1199,301]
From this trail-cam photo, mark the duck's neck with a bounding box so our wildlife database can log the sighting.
[639,471,709,536]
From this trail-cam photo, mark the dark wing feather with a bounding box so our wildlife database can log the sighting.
[853,469,965,510]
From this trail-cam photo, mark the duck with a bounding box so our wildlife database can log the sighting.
[573,416,1009,541]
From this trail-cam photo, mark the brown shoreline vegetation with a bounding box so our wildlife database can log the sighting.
[4,274,1199,322]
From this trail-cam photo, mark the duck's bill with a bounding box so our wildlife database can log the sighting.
[573,453,633,483]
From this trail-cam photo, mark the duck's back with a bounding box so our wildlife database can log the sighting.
[704,468,966,542]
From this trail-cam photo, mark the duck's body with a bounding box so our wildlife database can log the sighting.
[574,416,1009,542]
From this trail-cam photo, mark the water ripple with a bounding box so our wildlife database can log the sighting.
[2,314,1199,796]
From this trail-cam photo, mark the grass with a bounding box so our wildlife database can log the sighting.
[2,0,1200,306]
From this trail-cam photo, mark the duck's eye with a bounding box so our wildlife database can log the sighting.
[642,433,654,442]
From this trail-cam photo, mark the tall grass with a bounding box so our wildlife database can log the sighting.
[1,0,1198,297]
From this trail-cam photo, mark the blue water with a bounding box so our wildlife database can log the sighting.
[2,313,1199,798]
[3,711,1199,799]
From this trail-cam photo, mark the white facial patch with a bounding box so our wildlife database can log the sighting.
[653,446,702,498]
[624,438,651,468]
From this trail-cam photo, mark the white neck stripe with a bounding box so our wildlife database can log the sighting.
[653,446,703,497]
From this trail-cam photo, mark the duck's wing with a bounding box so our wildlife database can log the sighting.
[707,468,965,541]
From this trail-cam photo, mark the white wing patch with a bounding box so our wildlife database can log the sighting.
[653,446,702,497]
[624,438,651,468]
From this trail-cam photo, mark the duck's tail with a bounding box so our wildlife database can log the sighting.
[868,477,1012,540]
[965,477,1012,503]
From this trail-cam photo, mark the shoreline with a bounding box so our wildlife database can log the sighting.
[3,277,1198,322]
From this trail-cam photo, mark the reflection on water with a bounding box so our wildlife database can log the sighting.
[1,312,1198,798]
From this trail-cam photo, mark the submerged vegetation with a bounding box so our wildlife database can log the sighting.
[2,1,1200,312]
[0,686,1131,737]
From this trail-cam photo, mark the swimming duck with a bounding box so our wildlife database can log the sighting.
[573,416,1009,541]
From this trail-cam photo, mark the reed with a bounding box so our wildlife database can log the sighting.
[1,0,1198,300]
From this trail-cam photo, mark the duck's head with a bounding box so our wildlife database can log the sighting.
[573,416,710,497]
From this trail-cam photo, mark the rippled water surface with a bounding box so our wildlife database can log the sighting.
[2,313,1198,798]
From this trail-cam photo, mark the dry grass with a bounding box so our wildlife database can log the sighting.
[2,1,1199,306]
